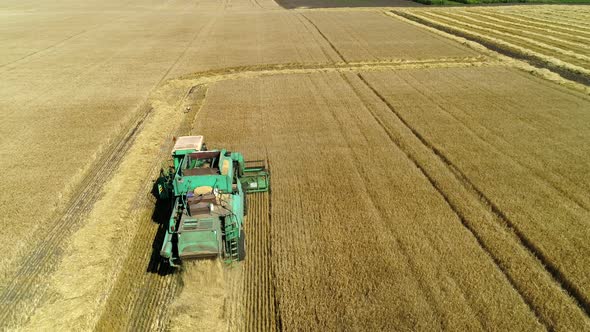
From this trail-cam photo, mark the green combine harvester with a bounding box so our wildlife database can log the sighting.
[155,136,269,266]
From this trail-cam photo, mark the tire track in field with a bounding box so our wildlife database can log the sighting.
[291,13,339,62]
[322,73,456,326]
[404,69,590,212]
[298,13,347,63]
[0,105,153,329]
[355,72,590,320]
[343,73,545,328]
[249,0,264,10]
[0,15,126,70]
[0,0,183,73]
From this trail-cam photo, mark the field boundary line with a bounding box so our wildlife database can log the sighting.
[171,58,500,86]
[355,72,590,319]
[386,11,590,93]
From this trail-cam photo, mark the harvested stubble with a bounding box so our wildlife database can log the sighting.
[187,71,579,330]
[397,6,590,80]
[167,260,236,331]
[166,193,278,331]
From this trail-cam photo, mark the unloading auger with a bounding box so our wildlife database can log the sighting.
[154,136,269,266]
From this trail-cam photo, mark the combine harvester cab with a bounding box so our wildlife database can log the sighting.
[155,136,269,267]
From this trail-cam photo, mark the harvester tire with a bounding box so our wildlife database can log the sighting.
[238,229,246,261]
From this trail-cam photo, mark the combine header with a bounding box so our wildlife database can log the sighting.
[155,136,269,266]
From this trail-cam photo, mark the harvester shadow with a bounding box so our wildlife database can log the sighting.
[146,194,176,276]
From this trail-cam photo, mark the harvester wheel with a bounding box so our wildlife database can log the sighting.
[238,229,246,261]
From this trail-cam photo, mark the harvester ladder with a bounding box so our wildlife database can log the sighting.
[224,215,240,261]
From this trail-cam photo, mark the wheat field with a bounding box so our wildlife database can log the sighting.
[1,0,590,330]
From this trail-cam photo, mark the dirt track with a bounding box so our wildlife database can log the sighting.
[1,0,590,330]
